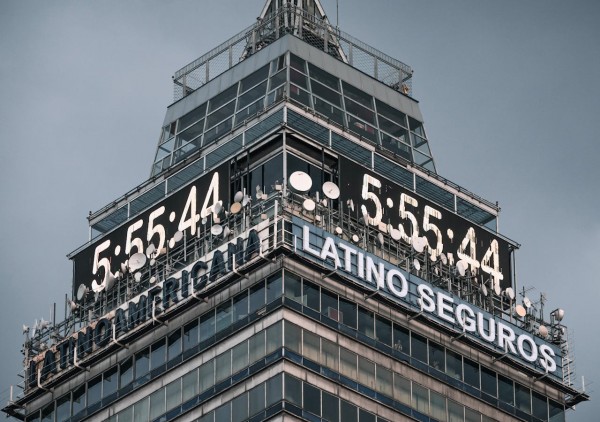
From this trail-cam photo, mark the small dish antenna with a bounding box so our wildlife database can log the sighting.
[504,287,515,300]
[146,244,156,257]
[134,272,142,282]
[214,200,223,215]
[76,284,89,301]
[413,259,421,271]
[289,171,312,193]
[515,304,527,318]
[211,224,223,236]
[456,260,467,277]
[322,181,340,199]
[335,226,343,236]
[413,236,426,253]
[523,297,532,309]
[481,284,488,297]
[351,234,360,243]
[242,195,251,207]
[303,198,316,212]
[390,228,401,241]
[377,232,385,246]
[538,325,549,338]
[128,253,147,272]
[230,202,242,214]
[234,191,244,203]
[440,253,448,265]
[173,230,184,243]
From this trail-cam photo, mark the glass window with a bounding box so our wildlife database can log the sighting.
[340,347,357,378]
[55,393,70,421]
[238,81,268,110]
[357,306,374,338]
[72,384,86,416]
[120,356,133,388]
[199,360,214,392]
[498,374,514,405]
[285,374,301,406]
[179,103,207,131]
[177,119,204,145]
[206,100,236,129]
[182,369,198,402]
[166,379,181,411]
[345,97,375,124]
[290,85,311,107]
[232,392,248,422]
[532,391,548,420]
[266,373,282,406]
[446,350,463,380]
[359,409,376,422]
[376,99,407,127]
[40,403,54,422]
[284,321,302,354]
[183,319,199,352]
[347,114,378,143]
[266,272,282,303]
[429,341,445,371]
[269,68,286,91]
[290,54,306,72]
[290,68,307,89]
[313,96,345,126]
[209,84,238,113]
[150,338,166,370]
[408,116,425,136]
[515,383,531,414]
[322,390,339,422]
[232,340,249,374]
[249,282,266,313]
[249,383,266,416]
[358,356,376,388]
[203,117,233,146]
[411,333,428,362]
[303,330,320,362]
[103,366,118,398]
[232,291,249,322]
[376,366,393,397]
[340,399,357,422]
[342,81,372,108]
[308,63,339,88]
[331,297,354,330]
[430,390,447,421]
[465,407,480,422]
[284,271,302,303]
[481,366,497,397]
[214,403,231,421]
[240,65,270,93]
[412,383,429,414]
[375,315,392,346]
[303,280,320,311]
[88,374,102,405]
[167,329,182,360]
[215,350,232,382]
[321,337,338,370]
[120,405,133,422]
[215,301,232,332]
[394,373,411,405]
[149,388,166,420]
[304,383,321,416]
[393,323,410,352]
[321,289,339,320]
[448,400,464,422]
[200,311,215,342]
[464,357,480,388]
[549,399,565,422]
[249,331,265,364]
[312,80,341,106]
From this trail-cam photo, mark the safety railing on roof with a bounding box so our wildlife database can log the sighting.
[172,4,413,101]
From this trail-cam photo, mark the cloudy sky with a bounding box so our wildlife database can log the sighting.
[0,0,598,420]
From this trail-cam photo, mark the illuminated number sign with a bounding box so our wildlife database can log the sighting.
[72,163,229,300]
[339,158,513,291]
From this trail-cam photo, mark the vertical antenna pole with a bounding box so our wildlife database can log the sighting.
[336,0,339,29]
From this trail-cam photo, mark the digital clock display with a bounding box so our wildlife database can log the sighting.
[339,158,513,292]
[72,163,230,300]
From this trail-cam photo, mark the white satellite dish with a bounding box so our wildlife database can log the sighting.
[555,308,565,321]
[104,271,116,291]
[456,260,467,277]
[390,228,401,241]
[303,198,316,212]
[440,253,448,265]
[515,304,527,318]
[76,284,89,301]
[481,284,488,297]
[523,297,532,309]
[504,287,515,300]
[351,234,360,243]
[150,258,156,266]
[149,276,157,284]
[289,171,312,193]
[128,253,147,272]
[146,244,156,257]
[413,259,421,271]
[242,195,251,207]
[377,233,384,246]
[230,202,242,214]
[413,237,426,253]
[335,226,343,236]
[214,201,223,215]
[234,191,244,203]
[322,181,340,199]
[223,226,231,237]
[386,198,393,208]
[173,230,184,243]
[211,224,223,236]
[134,272,142,282]
[538,325,549,338]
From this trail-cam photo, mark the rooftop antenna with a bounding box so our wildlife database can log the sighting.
[336,0,339,30]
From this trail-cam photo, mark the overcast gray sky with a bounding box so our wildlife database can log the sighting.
[0,0,598,420]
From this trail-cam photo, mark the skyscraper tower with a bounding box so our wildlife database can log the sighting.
[3,1,588,421]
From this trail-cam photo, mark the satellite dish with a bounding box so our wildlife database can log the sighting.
[76,284,89,301]
[456,260,467,277]
[134,272,142,282]
[538,325,549,338]
[146,244,157,257]
[289,171,312,193]
[150,258,156,266]
[223,226,231,237]
[377,233,384,246]
[214,201,223,215]
[481,284,488,297]
[128,253,147,272]
[322,181,340,199]
[523,297,532,309]
[230,202,242,214]
[104,271,116,291]
[515,304,527,318]
[303,198,316,212]
[351,234,360,243]
[335,226,343,236]
[242,195,251,207]
[413,259,421,271]
[504,287,515,300]
[69,300,79,312]
[386,198,393,208]
[390,228,401,241]
[440,253,448,265]
[234,191,244,203]
[413,237,426,253]
[555,309,565,321]
[149,276,157,284]
[211,224,223,236]
[173,231,184,242]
